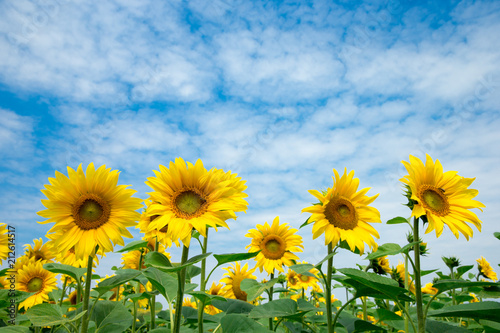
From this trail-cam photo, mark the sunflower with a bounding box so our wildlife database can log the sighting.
[205,282,224,315]
[121,245,171,270]
[287,262,319,290]
[421,283,438,295]
[145,158,248,247]
[38,163,143,260]
[65,290,81,311]
[137,200,180,248]
[182,297,197,309]
[392,262,415,294]
[16,260,57,309]
[0,223,8,265]
[370,255,391,275]
[221,262,257,301]
[302,168,381,254]
[469,293,479,303]
[245,216,303,274]
[0,276,8,289]
[57,246,99,268]
[477,256,498,281]
[400,154,485,239]
[24,238,56,263]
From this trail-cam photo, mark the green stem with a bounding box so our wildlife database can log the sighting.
[269,271,274,330]
[325,243,334,333]
[151,241,157,330]
[395,299,418,333]
[79,251,96,333]
[413,217,425,333]
[404,254,410,333]
[332,296,358,332]
[132,301,137,333]
[198,230,209,333]
[362,296,367,321]
[173,245,190,333]
[59,277,68,307]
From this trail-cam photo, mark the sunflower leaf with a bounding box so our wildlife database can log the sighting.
[314,251,336,270]
[25,303,72,326]
[289,264,316,277]
[494,232,500,240]
[93,269,142,296]
[187,291,226,305]
[428,301,500,322]
[432,280,499,294]
[220,313,272,333]
[456,265,474,278]
[336,311,386,332]
[213,251,260,267]
[386,217,409,225]
[240,278,279,301]
[142,267,178,303]
[116,240,149,253]
[299,217,310,229]
[249,299,298,318]
[43,263,87,282]
[91,300,133,333]
[143,251,172,268]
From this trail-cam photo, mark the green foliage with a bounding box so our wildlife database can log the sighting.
[90,300,133,333]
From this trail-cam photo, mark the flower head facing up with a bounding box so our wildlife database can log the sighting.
[145,158,248,247]
[245,216,303,274]
[16,260,57,309]
[400,154,485,240]
[221,262,257,302]
[477,256,498,281]
[24,238,56,264]
[302,168,381,254]
[38,163,143,260]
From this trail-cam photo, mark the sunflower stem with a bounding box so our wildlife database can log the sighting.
[58,276,68,307]
[132,301,137,333]
[198,230,209,333]
[152,241,158,330]
[79,250,96,333]
[269,271,274,330]
[404,254,409,333]
[326,242,334,333]
[413,216,425,333]
[174,245,190,333]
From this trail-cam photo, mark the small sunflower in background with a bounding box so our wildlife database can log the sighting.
[302,168,381,254]
[421,283,438,295]
[121,243,171,270]
[288,261,319,291]
[0,223,8,265]
[221,262,257,302]
[476,256,498,281]
[16,260,57,309]
[400,154,485,239]
[145,158,248,247]
[369,255,391,275]
[38,163,143,260]
[392,262,415,294]
[182,297,197,309]
[24,238,56,263]
[245,216,303,274]
[205,282,224,315]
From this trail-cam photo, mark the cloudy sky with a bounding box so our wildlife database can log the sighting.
[1,0,499,294]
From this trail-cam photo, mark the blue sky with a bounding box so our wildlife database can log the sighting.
[1,0,499,295]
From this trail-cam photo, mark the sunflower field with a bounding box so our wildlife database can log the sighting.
[1,155,499,333]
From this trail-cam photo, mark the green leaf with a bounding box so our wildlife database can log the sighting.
[420,269,438,277]
[432,279,499,294]
[149,253,212,273]
[211,298,254,314]
[25,303,75,326]
[144,251,172,268]
[374,308,408,332]
[365,243,402,260]
[91,300,133,333]
[116,240,149,253]
[93,269,142,296]
[240,278,278,301]
[456,265,474,278]
[338,239,361,254]
[296,298,317,312]
[494,232,500,240]
[336,268,413,302]
[220,313,272,333]
[428,301,500,322]
[425,319,473,332]
[299,217,310,229]
[249,299,298,318]
[0,327,31,332]
[186,265,201,280]
[0,268,9,278]
[43,263,87,282]
[386,217,408,224]
[213,252,260,266]
[0,289,34,305]
[337,311,385,333]
[314,251,336,270]
[288,264,316,277]
[187,291,226,305]
[142,267,178,302]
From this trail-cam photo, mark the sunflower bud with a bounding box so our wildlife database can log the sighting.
[406,233,429,255]
[403,185,418,211]
[442,256,461,270]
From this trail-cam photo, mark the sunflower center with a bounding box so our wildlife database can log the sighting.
[324,197,358,230]
[72,194,111,230]
[33,250,45,261]
[27,277,43,292]
[299,275,309,282]
[418,185,450,216]
[172,188,207,219]
[261,235,286,260]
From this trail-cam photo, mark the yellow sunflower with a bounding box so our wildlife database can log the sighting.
[0,276,8,289]
[302,168,381,254]
[400,154,485,239]
[392,262,415,294]
[370,255,392,275]
[16,260,57,309]
[38,163,143,260]
[57,246,99,268]
[477,256,498,281]
[245,216,303,274]
[65,290,81,311]
[469,293,479,303]
[137,200,180,248]
[182,297,197,309]
[205,282,224,315]
[221,262,257,301]
[0,223,8,265]
[421,283,438,295]
[145,158,248,247]
[24,238,56,263]
[286,262,319,290]
[121,245,171,270]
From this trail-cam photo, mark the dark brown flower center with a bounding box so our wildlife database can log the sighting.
[72,194,111,230]
[261,235,286,260]
[324,197,358,230]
